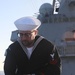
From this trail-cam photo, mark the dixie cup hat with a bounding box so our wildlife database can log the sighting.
[14,16,41,31]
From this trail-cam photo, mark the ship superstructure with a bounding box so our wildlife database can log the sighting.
[37,0,75,75]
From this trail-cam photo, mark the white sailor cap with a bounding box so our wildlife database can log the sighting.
[14,16,41,31]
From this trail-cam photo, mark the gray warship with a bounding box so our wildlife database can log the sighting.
[11,0,75,75]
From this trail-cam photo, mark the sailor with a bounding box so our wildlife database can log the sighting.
[4,16,61,75]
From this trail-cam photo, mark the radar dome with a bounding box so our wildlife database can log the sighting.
[39,3,53,16]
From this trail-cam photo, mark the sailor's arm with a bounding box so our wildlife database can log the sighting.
[42,46,61,75]
[4,47,17,75]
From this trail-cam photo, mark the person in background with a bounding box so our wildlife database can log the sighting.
[4,16,61,75]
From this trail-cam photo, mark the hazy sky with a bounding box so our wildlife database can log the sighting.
[0,0,53,71]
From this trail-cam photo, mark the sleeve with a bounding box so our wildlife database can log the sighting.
[42,46,61,75]
[4,47,17,75]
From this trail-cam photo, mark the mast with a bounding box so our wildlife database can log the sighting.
[52,0,56,13]
[52,0,60,13]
